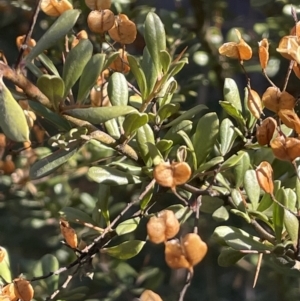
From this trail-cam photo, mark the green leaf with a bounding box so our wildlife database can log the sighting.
[108,72,128,106]
[156,139,173,155]
[116,217,141,236]
[60,207,96,225]
[163,120,193,145]
[25,9,81,62]
[41,254,59,292]
[244,170,260,209]
[0,247,11,282]
[273,188,285,242]
[284,209,299,247]
[219,118,238,155]
[88,166,141,185]
[159,50,171,73]
[200,196,224,214]
[219,101,246,127]
[37,75,65,110]
[212,206,229,222]
[230,209,251,223]
[63,39,93,98]
[96,184,110,226]
[257,180,281,212]
[127,54,147,99]
[157,103,180,123]
[231,188,246,212]
[196,156,224,173]
[38,52,60,77]
[0,78,29,142]
[140,182,154,210]
[136,124,155,166]
[192,112,219,167]
[103,240,145,259]
[233,151,250,188]
[218,247,245,267]
[123,112,148,137]
[144,12,166,75]
[103,51,119,69]
[64,106,136,124]
[167,58,188,78]
[221,150,246,170]
[29,142,80,179]
[147,142,164,166]
[105,118,120,139]
[223,78,242,112]
[77,53,106,103]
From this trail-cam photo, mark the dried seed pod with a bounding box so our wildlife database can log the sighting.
[60,219,78,248]
[147,216,166,244]
[270,136,300,162]
[71,30,88,49]
[0,134,6,149]
[258,38,269,69]
[85,0,111,10]
[0,247,6,262]
[40,0,73,17]
[2,284,18,301]
[0,157,15,174]
[16,35,36,56]
[140,290,163,301]
[256,117,277,146]
[0,295,11,301]
[255,161,274,194]
[90,82,110,107]
[164,239,190,270]
[109,48,130,73]
[247,89,263,119]
[108,14,137,44]
[278,109,300,133]
[13,278,34,301]
[24,110,36,129]
[153,161,191,190]
[277,35,300,64]
[182,233,208,267]
[87,9,115,33]
[160,210,180,240]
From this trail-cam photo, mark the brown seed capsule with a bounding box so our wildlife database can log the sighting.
[164,239,190,270]
[87,9,115,34]
[140,290,163,301]
[13,278,34,301]
[182,233,208,267]
[161,210,180,240]
[147,216,166,244]
[109,48,130,73]
[16,35,36,56]
[40,0,73,17]
[278,109,300,133]
[85,0,111,10]
[71,30,88,49]
[277,35,300,64]
[0,157,15,175]
[60,219,78,248]
[108,14,137,44]
[0,295,11,301]
[2,284,18,301]
[255,161,274,194]
[270,136,300,162]
[247,89,263,119]
[258,38,269,69]
[256,117,277,146]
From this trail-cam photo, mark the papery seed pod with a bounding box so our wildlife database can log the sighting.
[13,278,34,301]
[140,290,163,301]
[85,0,111,10]
[0,157,15,174]
[164,239,190,270]
[255,161,274,194]
[16,35,36,56]
[90,82,110,107]
[147,216,166,244]
[108,14,137,44]
[160,210,180,240]
[87,9,115,33]
[0,134,6,148]
[256,117,277,146]
[277,35,300,64]
[270,136,300,162]
[278,109,300,133]
[40,0,73,17]
[24,110,36,129]
[285,137,300,161]
[153,161,191,190]
[109,48,130,73]
[258,38,269,69]
[2,284,18,301]
[247,89,263,119]
[280,91,296,110]
[182,233,208,267]
[71,30,88,48]
[0,295,11,301]
[60,220,78,248]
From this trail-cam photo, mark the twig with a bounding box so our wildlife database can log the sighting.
[253,253,263,288]
[178,271,192,301]
[282,60,294,92]
[250,219,276,245]
[193,196,202,234]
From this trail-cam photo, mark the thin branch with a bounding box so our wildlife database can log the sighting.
[282,60,294,92]
[178,271,192,301]
[250,219,276,245]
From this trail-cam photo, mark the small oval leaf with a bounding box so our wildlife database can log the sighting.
[102,240,145,259]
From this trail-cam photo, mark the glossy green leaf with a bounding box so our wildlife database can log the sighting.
[257,180,281,212]
[230,209,251,223]
[284,188,297,211]
[164,120,193,145]
[219,101,246,127]
[103,51,119,69]
[231,188,246,212]
[144,12,166,75]
[157,103,180,123]
[102,240,145,259]
[147,142,164,166]
[296,177,300,210]
[105,119,121,139]
[63,39,93,97]
[0,77,29,142]
[64,106,136,124]
[136,124,155,166]
[197,156,224,173]
[88,166,141,185]
[116,217,141,236]
[273,188,285,241]
[0,247,11,282]
[284,209,299,247]
[108,162,142,176]
[123,112,148,137]
[159,50,171,72]
[156,139,173,155]
[218,247,245,267]
[140,182,154,210]
[37,75,65,110]
[108,72,128,106]
[25,9,81,62]
[96,184,110,226]
[41,254,59,292]
[127,54,147,99]
[244,170,260,209]
[60,207,96,225]
[77,53,106,103]
[38,52,60,77]
[221,150,246,170]
[29,142,80,179]
[219,118,238,155]
[200,196,224,213]
[192,112,219,167]
[167,58,188,78]
[162,104,208,128]
[233,151,250,188]
[223,78,242,112]
[212,206,229,222]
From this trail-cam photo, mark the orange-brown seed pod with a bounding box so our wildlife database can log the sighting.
[0,158,15,175]
[13,278,34,301]
[256,117,277,146]
[71,30,88,49]
[2,284,18,301]
[85,0,111,10]
[87,10,115,34]
[40,0,73,17]
[140,290,163,301]
[182,233,208,267]
[278,109,300,133]
[164,239,190,270]
[255,161,274,194]
[147,216,166,244]
[0,295,11,301]
[16,35,36,56]
[247,89,263,119]
[0,133,6,149]
[60,220,78,248]
[258,38,269,69]
[270,136,300,162]
[160,210,180,240]
[109,49,130,73]
[277,35,300,64]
